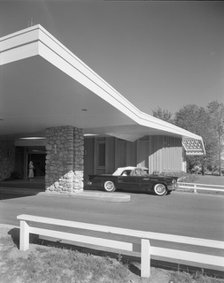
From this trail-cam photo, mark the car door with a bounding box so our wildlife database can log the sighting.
[137,175,152,192]
[117,175,139,191]
[126,168,151,192]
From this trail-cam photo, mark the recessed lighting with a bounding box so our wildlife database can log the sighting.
[20,137,46,140]
[32,149,46,153]
[84,133,98,137]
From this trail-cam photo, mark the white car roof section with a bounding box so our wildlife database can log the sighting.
[0,25,205,153]
[113,166,149,176]
[112,167,136,176]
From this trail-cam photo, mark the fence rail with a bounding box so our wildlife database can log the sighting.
[177,182,224,193]
[17,214,224,279]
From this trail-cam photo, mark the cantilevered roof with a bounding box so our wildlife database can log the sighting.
[0,25,205,154]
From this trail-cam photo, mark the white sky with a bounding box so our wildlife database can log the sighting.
[0,0,223,115]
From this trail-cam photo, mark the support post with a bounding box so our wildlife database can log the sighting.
[194,184,197,194]
[20,220,29,251]
[141,238,151,278]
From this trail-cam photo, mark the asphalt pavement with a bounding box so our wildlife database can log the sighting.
[0,184,223,240]
[0,183,224,274]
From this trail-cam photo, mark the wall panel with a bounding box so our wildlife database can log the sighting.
[106,137,115,173]
[126,141,136,166]
[137,137,149,168]
[84,138,94,179]
[84,135,183,177]
[147,136,183,173]
[115,139,127,169]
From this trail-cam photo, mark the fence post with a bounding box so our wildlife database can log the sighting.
[194,184,197,194]
[19,220,30,251]
[141,238,151,278]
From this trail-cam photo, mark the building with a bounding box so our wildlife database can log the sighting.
[0,25,205,193]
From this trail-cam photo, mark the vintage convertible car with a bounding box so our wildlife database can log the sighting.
[87,166,177,196]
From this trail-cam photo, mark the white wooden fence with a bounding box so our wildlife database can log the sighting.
[17,214,224,278]
[177,182,224,194]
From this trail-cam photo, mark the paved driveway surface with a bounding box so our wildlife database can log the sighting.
[0,191,223,239]
[0,190,224,269]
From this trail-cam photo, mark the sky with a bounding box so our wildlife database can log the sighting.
[0,0,224,115]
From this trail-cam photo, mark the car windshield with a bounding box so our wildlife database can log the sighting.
[130,168,148,176]
[121,170,131,176]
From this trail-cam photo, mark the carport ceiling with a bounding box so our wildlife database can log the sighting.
[1,56,133,135]
[0,25,203,142]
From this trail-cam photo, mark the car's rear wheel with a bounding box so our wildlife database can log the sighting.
[104,181,116,192]
[153,183,167,196]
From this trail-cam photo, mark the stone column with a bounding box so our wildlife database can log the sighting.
[45,126,84,193]
[0,140,15,180]
[73,128,84,190]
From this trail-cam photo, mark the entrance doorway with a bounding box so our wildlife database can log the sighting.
[28,153,46,177]
[15,146,46,180]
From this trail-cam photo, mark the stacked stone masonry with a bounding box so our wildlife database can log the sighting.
[0,140,15,180]
[45,126,84,193]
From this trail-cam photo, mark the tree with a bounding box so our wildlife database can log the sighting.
[152,102,224,174]
[173,102,224,175]
[207,101,224,175]
[174,104,212,173]
[174,105,209,135]
[152,107,174,123]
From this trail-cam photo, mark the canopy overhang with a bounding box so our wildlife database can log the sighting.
[0,25,205,155]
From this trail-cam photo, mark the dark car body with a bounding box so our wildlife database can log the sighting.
[87,167,177,196]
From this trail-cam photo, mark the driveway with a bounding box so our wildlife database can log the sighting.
[0,189,223,239]
[0,188,223,271]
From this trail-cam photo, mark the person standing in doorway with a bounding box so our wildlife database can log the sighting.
[28,161,34,181]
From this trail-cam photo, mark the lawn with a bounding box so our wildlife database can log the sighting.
[194,175,224,186]
[0,226,223,283]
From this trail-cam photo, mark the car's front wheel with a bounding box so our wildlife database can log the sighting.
[104,181,116,192]
[153,183,167,196]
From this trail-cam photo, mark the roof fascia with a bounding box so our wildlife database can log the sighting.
[0,25,40,65]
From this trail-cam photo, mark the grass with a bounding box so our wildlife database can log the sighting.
[0,234,223,283]
[160,171,224,186]
[0,236,134,283]
[193,175,224,186]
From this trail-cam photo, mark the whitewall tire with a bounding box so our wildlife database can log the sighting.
[104,181,116,192]
[153,183,167,196]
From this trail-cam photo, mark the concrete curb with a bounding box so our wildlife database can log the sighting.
[38,191,131,202]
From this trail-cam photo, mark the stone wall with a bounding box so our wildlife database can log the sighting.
[0,140,15,180]
[45,126,84,193]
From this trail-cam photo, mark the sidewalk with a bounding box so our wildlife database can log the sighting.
[0,178,44,189]
[0,180,131,202]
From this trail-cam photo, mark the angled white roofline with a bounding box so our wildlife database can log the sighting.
[0,24,204,144]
